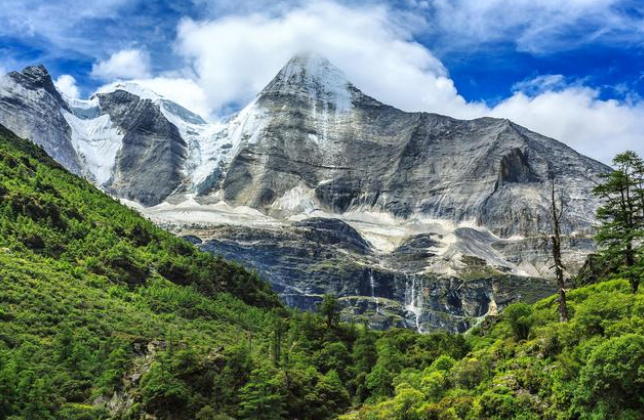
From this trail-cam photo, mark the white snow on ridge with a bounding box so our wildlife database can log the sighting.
[96,82,163,102]
[63,82,242,193]
[161,104,227,189]
[181,98,270,192]
[92,81,269,193]
[52,57,350,195]
[278,53,353,113]
[61,108,123,186]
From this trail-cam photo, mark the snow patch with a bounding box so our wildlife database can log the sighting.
[272,184,319,213]
[96,82,162,102]
[61,108,123,186]
[127,199,279,228]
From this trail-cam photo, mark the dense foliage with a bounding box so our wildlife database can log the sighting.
[342,280,644,420]
[592,151,644,290]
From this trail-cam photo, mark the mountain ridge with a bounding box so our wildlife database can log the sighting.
[0,55,610,332]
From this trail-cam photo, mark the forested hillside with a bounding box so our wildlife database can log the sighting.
[0,124,468,420]
[342,279,644,420]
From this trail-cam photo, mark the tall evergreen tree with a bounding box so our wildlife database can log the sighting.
[238,366,286,420]
[319,294,341,330]
[593,151,644,291]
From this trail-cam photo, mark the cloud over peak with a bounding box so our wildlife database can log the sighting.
[175,1,483,118]
[21,0,638,164]
[54,75,80,99]
[91,49,152,80]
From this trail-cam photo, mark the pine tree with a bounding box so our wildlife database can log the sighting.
[353,327,378,375]
[238,366,286,420]
[271,316,287,367]
[314,370,351,418]
[593,151,644,291]
[319,294,341,330]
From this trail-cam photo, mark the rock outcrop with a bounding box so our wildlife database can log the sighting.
[0,66,82,174]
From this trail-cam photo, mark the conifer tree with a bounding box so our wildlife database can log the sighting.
[593,151,644,291]
[320,294,341,330]
[238,366,286,420]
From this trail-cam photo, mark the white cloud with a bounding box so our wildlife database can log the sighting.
[91,49,151,80]
[128,77,211,119]
[166,0,643,163]
[54,74,80,99]
[0,0,639,163]
[490,85,644,164]
[175,1,485,119]
[511,75,570,95]
[424,0,642,53]
[55,0,634,164]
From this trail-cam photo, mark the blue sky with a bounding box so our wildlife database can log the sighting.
[1,0,643,162]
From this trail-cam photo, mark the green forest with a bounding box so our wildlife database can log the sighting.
[1,121,644,420]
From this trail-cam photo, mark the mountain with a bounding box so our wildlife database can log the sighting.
[0,65,83,174]
[0,54,611,332]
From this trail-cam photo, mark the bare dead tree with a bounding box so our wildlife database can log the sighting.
[550,180,569,322]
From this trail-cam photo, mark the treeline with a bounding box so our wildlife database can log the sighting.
[138,296,469,420]
[343,279,644,420]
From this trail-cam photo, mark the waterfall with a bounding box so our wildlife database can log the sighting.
[369,269,380,314]
[405,274,424,333]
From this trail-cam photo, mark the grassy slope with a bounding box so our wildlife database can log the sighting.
[0,124,280,418]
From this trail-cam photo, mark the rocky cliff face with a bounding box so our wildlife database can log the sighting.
[95,90,188,206]
[216,54,605,240]
[0,55,611,332]
[179,219,558,333]
[0,66,82,174]
[1,69,194,205]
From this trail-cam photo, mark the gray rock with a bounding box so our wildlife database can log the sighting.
[218,54,608,240]
[96,90,187,206]
[0,66,83,174]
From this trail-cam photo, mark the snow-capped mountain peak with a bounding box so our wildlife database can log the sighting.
[95,81,207,125]
[96,81,163,102]
[0,56,614,332]
[262,52,354,112]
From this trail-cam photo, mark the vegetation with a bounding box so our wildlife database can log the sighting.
[2,123,644,420]
[343,279,644,420]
